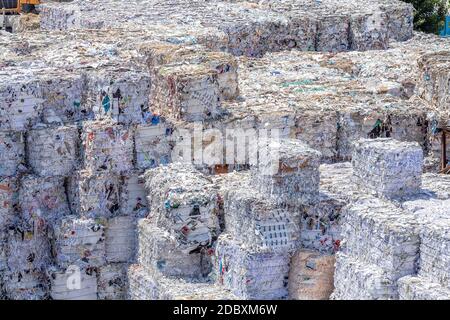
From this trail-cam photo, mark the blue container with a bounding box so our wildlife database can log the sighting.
[440,16,450,37]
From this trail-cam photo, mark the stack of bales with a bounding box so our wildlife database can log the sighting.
[128,163,235,299]
[332,138,424,299]
[212,139,330,299]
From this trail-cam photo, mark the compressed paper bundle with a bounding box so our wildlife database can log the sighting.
[349,12,388,51]
[6,227,52,274]
[377,1,414,41]
[299,195,345,253]
[68,170,120,219]
[0,177,17,231]
[319,162,359,203]
[294,108,338,160]
[288,250,335,300]
[316,15,350,52]
[140,42,239,101]
[97,263,128,300]
[418,217,450,289]
[143,163,220,252]
[337,102,428,160]
[0,78,43,131]
[49,267,98,300]
[27,125,79,177]
[220,172,299,252]
[214,234,290,300]
[3,270,49,300]
[82,120,134,174]
[0,131,25,178]
[105,216,136,263]
[352,138,423,198]
[332,252,397,300]
[137,220,210,279]
[127,264,237,300]
[418,51,450,114]
[398,276,450,300]
[53,215,106,269]
[341,197,420,280]
[150,63,222,122]
[86,71,151,125]
[40,73,86,125]
[19,175,70,228]
[120,172,148,217]
[250,139,321,206]
[134,123,173,171]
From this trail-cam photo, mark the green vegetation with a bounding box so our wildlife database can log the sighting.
[402,0,449,34]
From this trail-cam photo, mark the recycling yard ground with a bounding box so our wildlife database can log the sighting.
[0,0,450,300]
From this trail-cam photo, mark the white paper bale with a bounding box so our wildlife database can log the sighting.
[49,267,98,300]
[40,73,86,125]
[143,163,220,252]
[87,71,151,125]
[19,175,70,227]
[105,216,136,263]
[418,216,450,289]
[299,195,345,254]
[349,12,389,51]
[0,131,25,177]
[250,139,321,206]
[53,216,106,269]
[352,138,423,198]
[6,227,52,273]
[341,197,420,279]
[135,123,173,171]
[97,263,128,300]
[137,220,210,279]
[82,120,134,174]
[220,171,299,252]
[398,276,450,300]
[3,270,49,300]
[213,234,290,300]
[120,172,148,217]
[0,79,43,131]
[68,170,121,219]
[151,62,223,122]
[27,125,79,177]
[331,252,397,300]
[127,264,236,300]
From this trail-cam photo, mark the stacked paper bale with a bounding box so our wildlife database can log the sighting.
[39,0,414,56]
[397,214,450,300]
[81,120,134,174]
[418,51,450,116]
[0,131,25,177]
[143,43,238,122]
[211,139,323,299]
[332,139,425,300]
[332,197,420,300]
[27,125,79,177]
[250,138,321,207]
[352,138,423,199]
[337,99,429,160]
[86,71,151,125]
[0,76,43,131]
[129,163,235,300]
[134,122,173,171]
